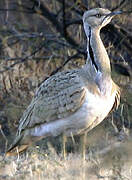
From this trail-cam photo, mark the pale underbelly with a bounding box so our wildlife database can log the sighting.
[29,90,115,138]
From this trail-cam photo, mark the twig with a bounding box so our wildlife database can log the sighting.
[1,55,62,62]
[111,114,119,133]
[0,124,8,157]
[95,141,122,156]
[0,43,45,73]
[112,0,128,11]
[50,52,81,76]
[0,8,34,14]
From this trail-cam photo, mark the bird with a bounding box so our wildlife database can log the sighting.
[6,8,121,159]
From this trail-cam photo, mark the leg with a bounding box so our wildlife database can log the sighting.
[80,132,87,161]
[62,133,67,159]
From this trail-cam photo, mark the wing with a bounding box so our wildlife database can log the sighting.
[109,81,120,113]
[18,70,86,134]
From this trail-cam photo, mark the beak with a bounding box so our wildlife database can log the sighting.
[108,10,123,17]
[102,10,122,24]
[105,10,132,20]
[110,10,132,16]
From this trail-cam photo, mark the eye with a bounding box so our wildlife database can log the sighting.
[96,14,101,18]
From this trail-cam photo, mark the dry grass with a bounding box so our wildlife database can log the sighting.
[0,120,132,180]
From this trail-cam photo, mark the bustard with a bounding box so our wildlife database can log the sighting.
[6,8,121,159]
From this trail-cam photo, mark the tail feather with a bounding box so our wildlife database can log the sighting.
[6,134,29,156]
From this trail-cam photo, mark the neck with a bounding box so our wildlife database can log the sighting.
[88,28,111,77]
[85,27,112,95]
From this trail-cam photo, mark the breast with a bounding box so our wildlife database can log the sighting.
[82,88,116,121]
[66,87,116,134]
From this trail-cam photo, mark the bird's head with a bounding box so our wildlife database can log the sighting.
[83,8,122,34]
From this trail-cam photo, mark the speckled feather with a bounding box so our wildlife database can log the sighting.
[18,69,90,133]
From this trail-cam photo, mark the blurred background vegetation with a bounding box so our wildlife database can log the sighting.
[0,0,132,179]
